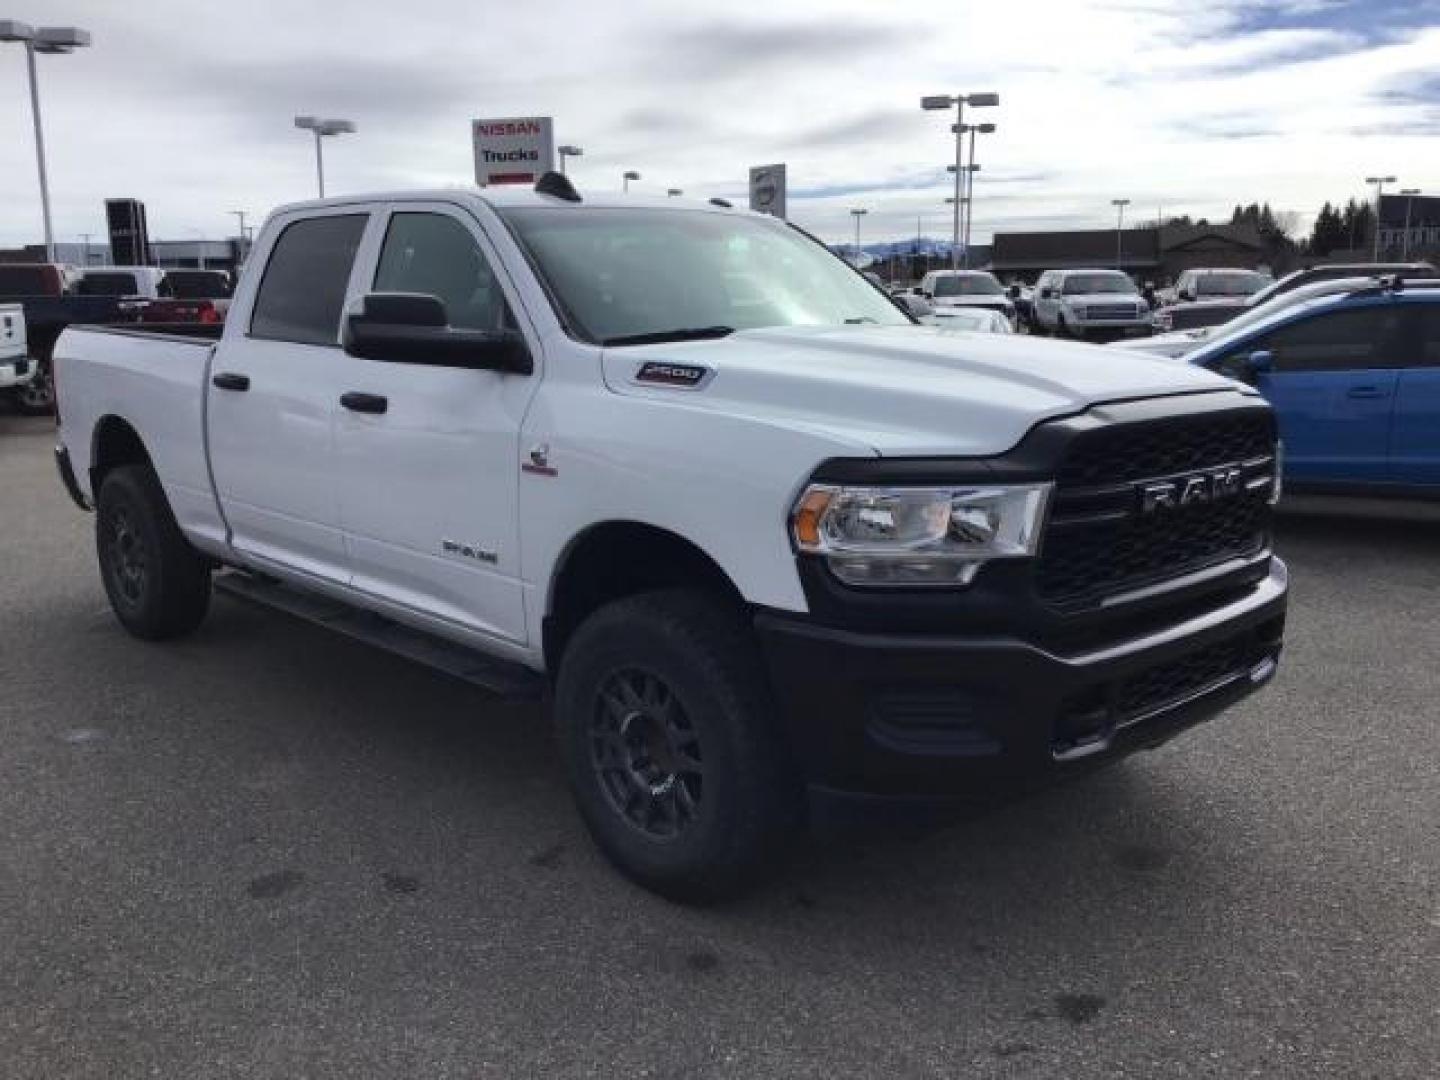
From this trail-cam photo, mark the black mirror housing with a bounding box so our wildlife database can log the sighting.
[342,292,533,374]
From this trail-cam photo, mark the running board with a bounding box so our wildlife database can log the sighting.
[214,571,545,701]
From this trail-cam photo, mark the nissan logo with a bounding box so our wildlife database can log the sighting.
[1139,467,1243,513]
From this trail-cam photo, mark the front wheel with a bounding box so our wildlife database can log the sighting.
[554,589,801,902]
[96,465,212,640]
[13,357,54,415]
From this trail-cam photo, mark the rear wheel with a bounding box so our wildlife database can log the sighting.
[554,589,801,902]
[13,357,54,415]
[96,465,211,640]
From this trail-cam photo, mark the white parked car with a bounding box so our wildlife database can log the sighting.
[51,183,1288,900]
[1162,268,1269,306]
[1114,276,1385,359]
[75,266,171,300]
[916,270,1017,327]
[922,305,1013,333]
[1031,269,1150,338]
[0,302,36,408]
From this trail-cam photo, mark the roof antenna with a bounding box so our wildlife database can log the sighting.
[709,197,733,208]
[535,171,581,203]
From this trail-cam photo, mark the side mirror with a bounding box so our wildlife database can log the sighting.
[1179,288,1195,302]
[342,293,532,374]
[1039,287,1055,299]
[1007,284,1020,299]
[1246,349,1274,374]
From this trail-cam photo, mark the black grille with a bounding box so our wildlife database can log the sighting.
[1057,411,1274,488]
[1038,410,1276,610]
[1115,635,1248,719]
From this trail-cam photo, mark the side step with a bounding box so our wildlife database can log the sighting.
[214,571,545,702]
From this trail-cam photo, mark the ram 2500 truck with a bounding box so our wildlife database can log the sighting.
[52,178,1288,900]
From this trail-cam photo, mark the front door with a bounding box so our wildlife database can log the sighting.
[207,210,370,582]
[1390,302,1440,488]
[332,205,539,645]
[1249,301,1405,486]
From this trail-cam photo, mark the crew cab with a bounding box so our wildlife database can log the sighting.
[1032,269,1151,338]
[52,180,1289,899]
[1187,278,1440,497]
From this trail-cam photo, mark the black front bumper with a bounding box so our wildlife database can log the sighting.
[756,559,1287,800]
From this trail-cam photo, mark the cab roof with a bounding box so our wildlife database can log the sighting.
[272,186,755,218]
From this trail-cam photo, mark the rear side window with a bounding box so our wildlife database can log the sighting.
[250,214,367,345]
[1417,304,1440,367]
[77,272,140,296]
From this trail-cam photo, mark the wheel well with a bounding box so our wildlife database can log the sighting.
[544,522,747,672]
[90,416,151,491]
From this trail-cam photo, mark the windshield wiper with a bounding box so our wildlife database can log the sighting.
[601,325,735,346]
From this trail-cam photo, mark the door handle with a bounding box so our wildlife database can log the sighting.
[211,372,250,391]
[340,391,388,414]
[1346,386,1387,399]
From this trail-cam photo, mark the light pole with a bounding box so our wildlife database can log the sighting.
[1111,199,1131,269]
[1399,188,1422,259]
[922,91,999,270]
[622,170,641,192]
[1,21,92,263]
[961,122,995,269]
[850,208,868,264]
[78,231,91,265]
[294,116,356,199]
[1365,175,1396,261]
[557,144,583,175]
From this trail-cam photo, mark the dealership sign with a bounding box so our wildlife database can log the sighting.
[473,116,555,185]
[748,163,787,220]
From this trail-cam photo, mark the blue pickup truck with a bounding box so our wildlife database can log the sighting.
[1186,280,1439,498]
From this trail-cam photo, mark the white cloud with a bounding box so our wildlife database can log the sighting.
[0,0,1435,250]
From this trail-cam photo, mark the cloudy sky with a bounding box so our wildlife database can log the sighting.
[2,0,1438,250]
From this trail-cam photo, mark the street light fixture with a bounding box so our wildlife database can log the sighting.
[294,115,356,199]
[1399,188,1422,259]
[850,208,869,264]
[667,188,683,197]
[1,20,93,262]
[922,91,999,270]
[557,144,583,174]
[623,170,641,192]
[1111,198,1131,270]
[1364,175,1396,261]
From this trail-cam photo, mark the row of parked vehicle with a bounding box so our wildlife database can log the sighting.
[0,261,235,414]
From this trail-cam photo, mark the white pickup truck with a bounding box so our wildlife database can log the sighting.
[0,302,32,406]
[52,178,1289,900]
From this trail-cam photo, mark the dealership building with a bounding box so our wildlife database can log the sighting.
[1376,192,1440,259]
[989,223,1267,284]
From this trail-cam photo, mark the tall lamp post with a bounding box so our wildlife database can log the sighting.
[961,122,995,268]
[557,144,583,174]
[1399,188,1422,259]
[850,208,868,265]
[294,116,356,199]
[1111,198,1131,270]
[921,91,999,270]
[622,170,641,192]
[1,21,93,263]
[1364,175,1396,261]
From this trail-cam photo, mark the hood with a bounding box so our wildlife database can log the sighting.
[1061,292,1146,308]
[933,295,1012,310]
[601,324,1248,457]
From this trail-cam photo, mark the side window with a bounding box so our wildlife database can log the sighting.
[1417,305,1440,369]
[372,212,514,332]
[250,214,368,345]
[1256,305,1404,373]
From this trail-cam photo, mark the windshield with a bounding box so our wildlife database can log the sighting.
[498,207,912,344]
[1196,271,1266,297]
[1062,273,1136,295]
[77,272,140,296]
[165,270,233,299]
[933,273,1003,297]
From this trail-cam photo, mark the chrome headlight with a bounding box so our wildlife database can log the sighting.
[791,483,1052,586]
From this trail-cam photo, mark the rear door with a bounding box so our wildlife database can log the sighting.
[1246,301,1405,485]
[1390,301,1440,488]
[331,203,539,644]
[206,209,371,582]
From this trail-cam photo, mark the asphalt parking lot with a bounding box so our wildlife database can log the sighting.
[2,410,1436,1079]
